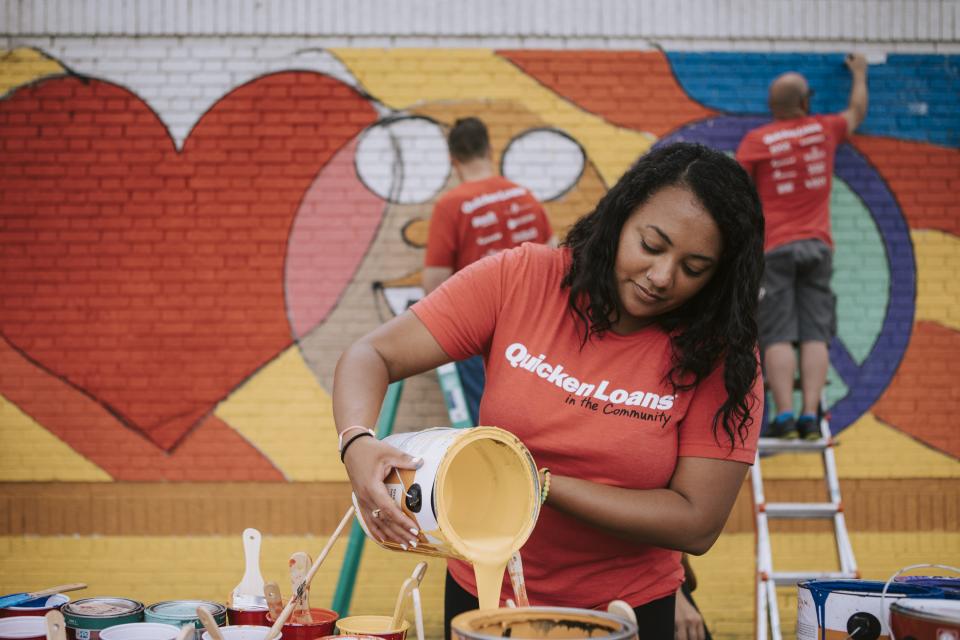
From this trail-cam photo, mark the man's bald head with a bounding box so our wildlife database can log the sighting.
[768,72,811,119]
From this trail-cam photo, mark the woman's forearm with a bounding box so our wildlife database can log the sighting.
[545,459,747,555]
[332,341,392,434]
[546,476,715,554]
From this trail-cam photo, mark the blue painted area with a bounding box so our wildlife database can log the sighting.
[654,116,915,433]
[665,52,960,148]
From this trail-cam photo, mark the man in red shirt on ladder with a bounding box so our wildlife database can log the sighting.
[736,54,868,439]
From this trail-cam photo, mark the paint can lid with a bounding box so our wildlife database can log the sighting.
[145,601,226,623]
[63,598,144,619]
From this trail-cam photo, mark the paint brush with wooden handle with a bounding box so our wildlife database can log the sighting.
[507,551,529,607]
[265,506,355,640]
[196,607,224,640]
[288,552,312,624]
[0,584,87,609]
[44,610,66,640]
[263,582,283,622]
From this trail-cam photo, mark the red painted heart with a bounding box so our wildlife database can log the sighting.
[0,72,378,451]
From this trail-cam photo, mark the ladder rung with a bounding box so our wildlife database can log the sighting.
[769,571,858,586]
[758,437,830,452]
[764,503,838,518]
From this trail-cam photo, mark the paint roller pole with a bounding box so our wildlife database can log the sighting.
[331,379,406,616]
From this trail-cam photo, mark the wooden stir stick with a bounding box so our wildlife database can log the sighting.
[263,582,283,622]
[507,552,529,607]
[389,577,416,632]
[174,625,194,640]
[44,610,67,640]
[196,606,224,640]
[265,506,355,640]
[288,551,313,624]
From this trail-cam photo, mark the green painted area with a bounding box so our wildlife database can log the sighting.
[830,178,890,365]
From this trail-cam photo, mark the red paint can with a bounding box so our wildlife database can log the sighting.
[226,608,269,627]
[0,595,71,618]
[266,609,338,640]
[890,599,960,640]
[0,616,47,640]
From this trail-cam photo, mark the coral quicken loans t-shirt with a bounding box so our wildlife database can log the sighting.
[411,243,761,609]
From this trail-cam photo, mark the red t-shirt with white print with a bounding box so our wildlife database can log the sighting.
[411,243,762,609]
[736,114,849,253]
[424,175,552,272]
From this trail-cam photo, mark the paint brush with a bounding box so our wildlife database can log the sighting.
[196,607,224,640]
[390,577,416,632]
[230,528,266,609]
[288,552,312,624]
[263,582,283,622]
[44,610,67,640]
[264,506,355,640]
[0,584,87,609]
[507,552,529,607]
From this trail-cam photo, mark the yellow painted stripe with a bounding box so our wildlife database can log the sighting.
[2,531,955,639]
[761,412,960,480]
[215,346,345,482]
[0,395,112,481]
[913,229,960,331]
[0,47,66,97]
[333,48,654,185]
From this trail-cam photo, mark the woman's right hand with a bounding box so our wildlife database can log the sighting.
[342,436,424,548]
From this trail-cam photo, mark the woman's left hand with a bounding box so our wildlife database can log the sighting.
[674,588,706,640]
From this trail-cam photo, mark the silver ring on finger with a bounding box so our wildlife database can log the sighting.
[371,508,382,520]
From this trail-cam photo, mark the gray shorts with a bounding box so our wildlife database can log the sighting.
[758,239,836,349]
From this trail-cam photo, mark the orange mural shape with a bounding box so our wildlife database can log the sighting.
[0,337,284,480]
[853,136,960,235]
[498,50,718,137]
[872,321,960,458]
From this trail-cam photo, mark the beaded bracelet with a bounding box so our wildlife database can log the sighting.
[539,467,551,505]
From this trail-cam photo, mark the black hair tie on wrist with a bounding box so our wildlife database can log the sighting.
[340,431,374,462]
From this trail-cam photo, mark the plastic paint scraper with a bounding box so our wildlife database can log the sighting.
[0,583,87,609]
[231,528,266,609]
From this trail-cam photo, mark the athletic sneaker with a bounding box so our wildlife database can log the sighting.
[796,415,821,440]
[767,416,798,439]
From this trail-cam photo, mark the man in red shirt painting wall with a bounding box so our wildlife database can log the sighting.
[423,117,554,425]
[736,54,868,439]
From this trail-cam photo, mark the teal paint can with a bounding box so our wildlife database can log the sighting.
[61,598,144,640]
[144,602,226,640]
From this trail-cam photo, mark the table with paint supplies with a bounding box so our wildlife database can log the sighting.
[2,426,957,640]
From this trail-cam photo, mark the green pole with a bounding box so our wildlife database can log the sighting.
[330,379,405,615]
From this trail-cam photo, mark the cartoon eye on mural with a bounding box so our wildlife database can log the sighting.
[500,128,587,202]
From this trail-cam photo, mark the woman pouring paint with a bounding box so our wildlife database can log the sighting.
[333,143,766,640]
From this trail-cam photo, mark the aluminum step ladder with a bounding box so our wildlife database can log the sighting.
[751,407,859,640]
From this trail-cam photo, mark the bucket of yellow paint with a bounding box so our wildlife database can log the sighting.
[353,427,540,607]
[335,616,410,640]
[450,607,638,639]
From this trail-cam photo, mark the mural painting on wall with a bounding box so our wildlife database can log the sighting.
[0,47,957,481]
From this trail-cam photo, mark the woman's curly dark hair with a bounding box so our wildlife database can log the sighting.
[561,142,765,448]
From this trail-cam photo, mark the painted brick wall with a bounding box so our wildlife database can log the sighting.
[1,6,958,637]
